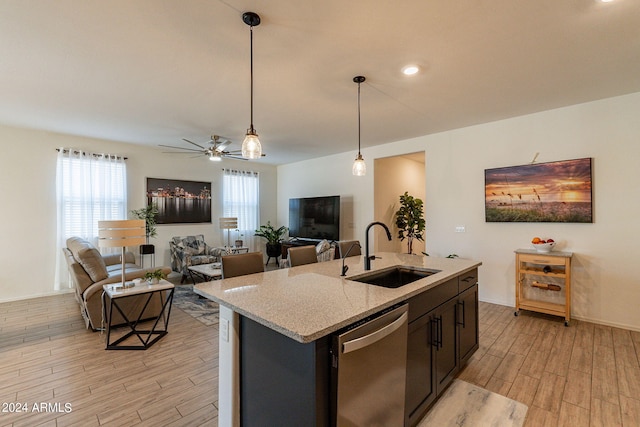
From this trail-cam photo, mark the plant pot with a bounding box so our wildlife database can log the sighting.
[266,242,282,258]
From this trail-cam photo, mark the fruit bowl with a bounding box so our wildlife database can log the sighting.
[532,241,556,252]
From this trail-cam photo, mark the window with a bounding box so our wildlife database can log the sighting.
[55,148,127,289]
[222,169,259,249]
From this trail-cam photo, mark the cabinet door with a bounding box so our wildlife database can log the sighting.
[458,284,479,365]
[405,313,436,426]
[434,297,459,395]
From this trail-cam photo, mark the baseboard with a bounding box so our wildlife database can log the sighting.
[479,298,640,333]
[0,288,74,304]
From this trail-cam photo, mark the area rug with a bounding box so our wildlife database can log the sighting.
[172,284,219,327]
[418,379,528,427]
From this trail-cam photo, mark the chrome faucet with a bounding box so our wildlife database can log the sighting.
[365,221,392,270]
[340,242,362,276]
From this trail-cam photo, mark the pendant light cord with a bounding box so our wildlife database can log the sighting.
[249,25,254,132]
[357,81,361,155]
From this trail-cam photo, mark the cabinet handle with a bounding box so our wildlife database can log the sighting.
[437,316,443,349]
[457,300,466,327]
[431,318,438,348]
[461,275,476,283]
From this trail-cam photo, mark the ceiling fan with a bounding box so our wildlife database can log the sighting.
[160,135,262,161]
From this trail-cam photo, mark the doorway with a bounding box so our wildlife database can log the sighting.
[374,152,426,255]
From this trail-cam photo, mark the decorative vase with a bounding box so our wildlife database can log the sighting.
[266,242,282,258]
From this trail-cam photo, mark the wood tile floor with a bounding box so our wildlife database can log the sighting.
[459,302,640,427]
[0,293,218,426]
[1,294,639,426]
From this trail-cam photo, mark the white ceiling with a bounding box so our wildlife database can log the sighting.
[1,0,639,165]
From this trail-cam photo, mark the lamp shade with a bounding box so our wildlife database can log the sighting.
[219,217,238,230]
[241,132,262,159]
[352,153,366,176]
[98,220,146,248]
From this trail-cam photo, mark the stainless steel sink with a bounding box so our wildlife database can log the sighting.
[350,266,440,288]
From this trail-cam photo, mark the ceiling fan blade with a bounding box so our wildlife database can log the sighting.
[182,138,206,150]
[159,144,203,153]
[215,139,233,152]
[224,155,248,161]
[161,151,198,154]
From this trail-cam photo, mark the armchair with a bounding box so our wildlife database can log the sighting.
[63,237,171,331]
[170,235,227,283]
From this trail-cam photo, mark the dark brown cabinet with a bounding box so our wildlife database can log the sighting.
[434,297,459,394]
[458,284,479,364]
[405,269,479,427]
[406,312,436,422]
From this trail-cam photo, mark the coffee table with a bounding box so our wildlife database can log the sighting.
[188,262,222,283]
[102,279,174,350]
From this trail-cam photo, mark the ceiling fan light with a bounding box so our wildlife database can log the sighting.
[209,152,222,162]
[352,153,366,176]
[242,131,262,159]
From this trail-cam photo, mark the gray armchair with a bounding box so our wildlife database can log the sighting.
[170,235,227,283]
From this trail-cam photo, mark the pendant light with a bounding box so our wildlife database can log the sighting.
[352,76,366,176]
[241,12,262,159]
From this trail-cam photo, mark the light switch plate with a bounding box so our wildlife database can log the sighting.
[455,225,466,233]
[220,318,229,342]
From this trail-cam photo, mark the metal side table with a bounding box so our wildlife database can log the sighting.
[102,279,174,350]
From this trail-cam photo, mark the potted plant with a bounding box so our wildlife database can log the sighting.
[131,204,158,256]
[144,269,165,284]
[394,191,426,254]
[255,221,288,259]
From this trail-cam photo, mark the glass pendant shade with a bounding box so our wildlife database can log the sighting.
[352,153,366,176]
[241,130,262,159]
[352,75,366,176]
[242,12,263,159]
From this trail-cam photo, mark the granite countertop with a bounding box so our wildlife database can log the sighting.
[194,252,481,343]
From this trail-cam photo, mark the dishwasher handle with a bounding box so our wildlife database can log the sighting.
[342,311,408,354]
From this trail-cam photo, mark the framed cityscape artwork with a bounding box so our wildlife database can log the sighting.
[146,178,212,224]
[485,158,593,223]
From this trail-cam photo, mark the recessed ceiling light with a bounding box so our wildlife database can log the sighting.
[402,65,420,76]
[599,0,614,2]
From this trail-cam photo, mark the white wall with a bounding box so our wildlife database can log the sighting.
[0,125,278,302]
[278,91,640,331]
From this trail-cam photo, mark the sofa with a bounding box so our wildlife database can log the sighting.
[170,235,227,283]
[63,237,171,331]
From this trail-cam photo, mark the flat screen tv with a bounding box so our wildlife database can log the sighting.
[289,196,340,241]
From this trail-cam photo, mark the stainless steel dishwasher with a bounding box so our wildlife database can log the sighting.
[331,304,408,426]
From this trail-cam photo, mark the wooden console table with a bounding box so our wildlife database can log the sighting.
[515,249,572,326]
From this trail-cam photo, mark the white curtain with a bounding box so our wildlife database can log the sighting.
[222,169,259,251]
[55,148,127,290]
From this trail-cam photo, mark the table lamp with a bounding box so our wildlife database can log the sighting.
[98,219,146,289]
[219,217,238,247]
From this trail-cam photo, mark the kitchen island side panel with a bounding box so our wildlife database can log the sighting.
[240,315,330,426]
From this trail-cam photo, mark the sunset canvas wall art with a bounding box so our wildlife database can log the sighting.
[485,158,593,223]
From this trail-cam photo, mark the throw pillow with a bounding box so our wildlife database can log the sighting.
[316,239,330,254]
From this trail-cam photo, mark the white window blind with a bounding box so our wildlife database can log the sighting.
[222,169,259,250]
[55,148,127,289]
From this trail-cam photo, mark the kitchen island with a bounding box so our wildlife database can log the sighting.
[195,252,481,426]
